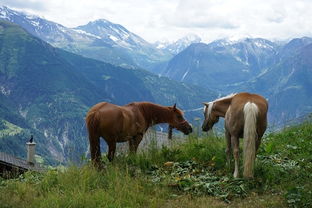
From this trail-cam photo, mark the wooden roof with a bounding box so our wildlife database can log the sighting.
[0,152,44,172]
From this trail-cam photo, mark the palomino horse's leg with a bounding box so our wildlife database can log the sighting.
[256,129,266,152]
[107,141,116,162]
[256,137,262,152]
[231,135,240,178]
[225,130,232,168]
[256,120,267,152]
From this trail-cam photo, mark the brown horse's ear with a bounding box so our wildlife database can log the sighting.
[173,103,177,111]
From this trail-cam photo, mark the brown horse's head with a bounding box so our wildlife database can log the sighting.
[202,102,219,132]
[169,104,192,135]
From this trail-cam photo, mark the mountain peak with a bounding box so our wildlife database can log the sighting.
[0,5,42,20]
[0,5,15,19]
[77,18,131,38]
[155,34,202,54]
[88,19,113,25]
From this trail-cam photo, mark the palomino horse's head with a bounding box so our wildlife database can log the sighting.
[169,104,192,135]
[202,102,219,132]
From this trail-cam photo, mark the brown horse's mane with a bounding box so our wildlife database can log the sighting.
[128,102,182,126]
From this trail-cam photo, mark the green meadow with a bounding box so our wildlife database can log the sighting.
[1,121,311,208]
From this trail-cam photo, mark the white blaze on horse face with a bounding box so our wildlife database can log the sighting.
[203,102,214,128]
[207,102,213,121]
[204,102,211,120]
[203,105,207,115]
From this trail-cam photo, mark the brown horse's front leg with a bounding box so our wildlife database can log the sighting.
[107,141,116,162]
[129,135,143,153]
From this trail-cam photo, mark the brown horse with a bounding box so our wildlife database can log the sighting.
[86,102,192,166]
[202,92,268,178]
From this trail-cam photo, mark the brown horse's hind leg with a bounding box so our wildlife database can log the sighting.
[107,141,116,162]
[89,134,101,167]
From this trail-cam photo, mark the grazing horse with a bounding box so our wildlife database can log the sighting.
[202,92,268,178]
[86,102,192,166]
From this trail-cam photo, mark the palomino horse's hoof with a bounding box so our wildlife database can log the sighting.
[233,171,239,178]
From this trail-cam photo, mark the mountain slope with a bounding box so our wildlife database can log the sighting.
[162,42,250,90]
[151,34,202,75]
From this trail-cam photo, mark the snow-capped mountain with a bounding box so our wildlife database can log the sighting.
[230,39,312,122]
[155,34,202,55]
[0,6,172,69]
[161,38,279,90]
[75,19,150,50]
[0,5,95,46]
[207,38,279,73]
[159,36,312,124]
[75,19,172,69]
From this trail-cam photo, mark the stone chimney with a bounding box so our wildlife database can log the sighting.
[26,135,36,165]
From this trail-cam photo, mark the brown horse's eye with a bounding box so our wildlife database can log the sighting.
[177,115,183,120]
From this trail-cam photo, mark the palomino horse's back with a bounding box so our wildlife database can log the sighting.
[231,93,268,113]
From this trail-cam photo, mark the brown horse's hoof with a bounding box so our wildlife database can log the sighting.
[92,161,106,170]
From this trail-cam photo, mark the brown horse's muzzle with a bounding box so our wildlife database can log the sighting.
[176,120,192,135]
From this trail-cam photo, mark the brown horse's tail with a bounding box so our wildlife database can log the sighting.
[86,110,101,165]
[243,102,259,178]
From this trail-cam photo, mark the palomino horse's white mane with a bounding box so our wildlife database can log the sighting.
[204,93,237,118]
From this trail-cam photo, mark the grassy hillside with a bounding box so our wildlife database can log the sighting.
[1,121,311,208]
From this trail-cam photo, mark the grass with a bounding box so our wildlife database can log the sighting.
[0,166,170,208]
[0,121,311,207]
[0,120,23,138]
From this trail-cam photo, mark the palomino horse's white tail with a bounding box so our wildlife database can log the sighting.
[243,102,259,178]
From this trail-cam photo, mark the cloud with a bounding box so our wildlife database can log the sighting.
[0,0,47,11]
[1,0,312,42]
[164,0,239,29]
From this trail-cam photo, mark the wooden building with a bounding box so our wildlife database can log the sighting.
[0,141,44,178]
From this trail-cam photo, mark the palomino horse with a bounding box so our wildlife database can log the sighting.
[202,92,268,178]
[86,102,192,166]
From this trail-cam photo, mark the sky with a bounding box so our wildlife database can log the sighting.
[1,0,312,43]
